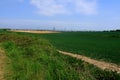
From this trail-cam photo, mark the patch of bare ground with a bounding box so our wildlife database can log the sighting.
[0,48,6,80]
[11,30,60,34]
[58,50,120,73]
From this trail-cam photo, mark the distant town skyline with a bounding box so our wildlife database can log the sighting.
[0,0,120,31]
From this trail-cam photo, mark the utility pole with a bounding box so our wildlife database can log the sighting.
[53,27,55,31]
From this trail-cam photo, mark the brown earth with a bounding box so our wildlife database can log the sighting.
[0,48,6,80]
[11,30,60,34]
[58,50,120,73]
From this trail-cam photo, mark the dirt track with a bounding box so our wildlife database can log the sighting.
[0,48,6,80]
[11,30,60,34]
[58,50,120,73]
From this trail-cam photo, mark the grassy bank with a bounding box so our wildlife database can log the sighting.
[0,31,120,80]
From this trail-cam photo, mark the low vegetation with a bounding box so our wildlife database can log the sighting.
[0,31,120,80]
[35,32,120,64]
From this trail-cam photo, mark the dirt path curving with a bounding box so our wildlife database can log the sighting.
[58,50,120,73]
[0,48,6,80]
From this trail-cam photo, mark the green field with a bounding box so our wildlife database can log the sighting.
[34,32,120,64]
[0,31,120,80]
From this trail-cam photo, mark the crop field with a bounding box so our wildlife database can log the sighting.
[0,30,120,80]
[34,32,120,64]
[1,0,120,79]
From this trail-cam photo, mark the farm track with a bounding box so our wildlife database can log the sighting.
[58,50,120,73]
[11,30,60,34]
[0,48,6,80]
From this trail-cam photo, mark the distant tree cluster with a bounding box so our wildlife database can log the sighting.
[0,28,11,31]
[110,29,120,32]
[103,29,120,32]
[116,29,120,32]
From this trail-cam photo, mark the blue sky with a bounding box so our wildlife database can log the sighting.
[0,0,120,31]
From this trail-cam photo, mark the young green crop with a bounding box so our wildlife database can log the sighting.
[35,32,120,64]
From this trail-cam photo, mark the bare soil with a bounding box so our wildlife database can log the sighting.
[58,50,120,73]
[0,48,6,80]
[11,30,60,34]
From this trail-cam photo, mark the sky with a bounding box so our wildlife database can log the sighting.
[0,0,120,31]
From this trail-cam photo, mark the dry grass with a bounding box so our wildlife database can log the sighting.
[11,30,60,34]
[0,48,6,80]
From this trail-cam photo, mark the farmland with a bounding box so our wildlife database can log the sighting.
[0,30,120,80]
[33,31,120,64]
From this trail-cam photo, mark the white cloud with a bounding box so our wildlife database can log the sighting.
[30,0,97,16]
[75,0,97,14]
